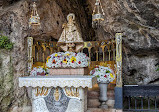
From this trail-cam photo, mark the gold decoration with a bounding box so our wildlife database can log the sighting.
[65,87,79,97]
[115,33,122,87]
[27,37,33,73]
[54,88,60,101]
[92,0,105,28]
[35,87,49,96]
[76,88,79,97]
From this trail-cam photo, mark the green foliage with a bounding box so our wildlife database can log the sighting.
[0,34,13,50]
[97,75,100,78]
[156,65,159,71]
[106,70,110,73]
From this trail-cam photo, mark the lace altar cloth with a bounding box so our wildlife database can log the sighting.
[19,75,97,88]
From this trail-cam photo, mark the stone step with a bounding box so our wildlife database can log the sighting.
[88,90,115,100]
[86,108,122,112]
[87,90,115,108]
[106,100,115,108]
[87,99,115,108]
[87,99,100,108]
[86,108,103,112]
[87,90,99,99]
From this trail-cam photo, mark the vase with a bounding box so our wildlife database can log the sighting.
[98,82,108,109]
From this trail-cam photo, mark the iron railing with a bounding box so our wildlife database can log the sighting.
[123,85,159,112]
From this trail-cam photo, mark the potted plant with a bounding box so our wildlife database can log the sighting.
[90,65,115,109]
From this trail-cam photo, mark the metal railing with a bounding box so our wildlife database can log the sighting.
[31,39,116,63]
[123,85,159,112]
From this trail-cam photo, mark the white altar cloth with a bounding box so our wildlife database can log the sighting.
[19,75,97,88]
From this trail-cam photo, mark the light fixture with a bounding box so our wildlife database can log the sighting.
[29,1,40,28]
[92,0,105,28]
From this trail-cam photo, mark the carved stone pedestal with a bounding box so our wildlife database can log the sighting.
[19,75,97,112]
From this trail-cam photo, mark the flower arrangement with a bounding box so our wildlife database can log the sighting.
[30,67,49,76]
[46,52,90,68]
[90,65,115,83]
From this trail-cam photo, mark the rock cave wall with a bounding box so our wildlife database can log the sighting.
[0,0,92,111]
[0,0,159,111]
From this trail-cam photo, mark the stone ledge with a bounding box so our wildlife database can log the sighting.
[88,90,114,99]
[87,99,100,108]
[87,90,99,99]
[86,108,123,112]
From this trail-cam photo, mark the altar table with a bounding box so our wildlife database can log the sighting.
[19,75,97,112]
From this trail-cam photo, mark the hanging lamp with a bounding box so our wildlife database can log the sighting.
[92,0,105,28]
[29,1,40,28]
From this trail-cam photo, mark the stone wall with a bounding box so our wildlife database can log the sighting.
[0,50,13,112]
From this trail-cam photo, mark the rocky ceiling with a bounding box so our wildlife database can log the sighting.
[0,0,159,111]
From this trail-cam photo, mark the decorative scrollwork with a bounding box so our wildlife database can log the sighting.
[115,33,122,87]
[65,87,79,97]
[35,87,49,97]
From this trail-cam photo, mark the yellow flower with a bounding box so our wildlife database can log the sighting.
[46,56,51,62]
[110,73,114,78]
[55,54,58,57]
[38,66,44,68]
[66,53,70,56]
[63,59,67,63]
[70,56,76,62]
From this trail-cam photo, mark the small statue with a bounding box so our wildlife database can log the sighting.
[54,88,60,101]
[58,13,84,52]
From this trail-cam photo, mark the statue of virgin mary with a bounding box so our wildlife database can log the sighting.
[57,13,84,52]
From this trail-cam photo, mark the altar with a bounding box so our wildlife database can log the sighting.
[19,11,123,112]
[19,75,97,112]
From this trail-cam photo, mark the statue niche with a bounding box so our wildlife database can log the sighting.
[57,13,84,52]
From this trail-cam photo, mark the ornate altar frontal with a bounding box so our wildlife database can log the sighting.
[19,76,97,112]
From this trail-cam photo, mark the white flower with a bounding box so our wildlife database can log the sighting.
[90,66,115,83]
[30,67,48,76]
[46,52,90,68]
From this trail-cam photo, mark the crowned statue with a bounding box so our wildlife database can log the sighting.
[58,13,84,52]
